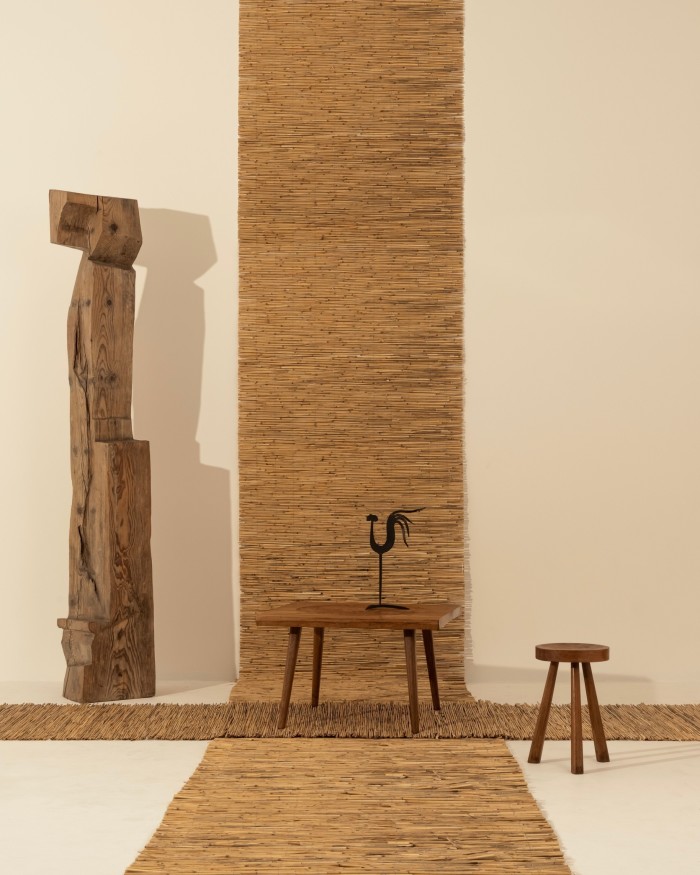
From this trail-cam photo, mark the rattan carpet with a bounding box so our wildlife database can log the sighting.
[3,699,700,741]
[125,738,571,874]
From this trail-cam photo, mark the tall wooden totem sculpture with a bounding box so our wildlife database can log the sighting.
[50,190,155,703]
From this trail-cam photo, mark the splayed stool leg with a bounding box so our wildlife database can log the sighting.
[528,643,611,774]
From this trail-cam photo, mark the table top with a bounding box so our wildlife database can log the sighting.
[256,600,461,631]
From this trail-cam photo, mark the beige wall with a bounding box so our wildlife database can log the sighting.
[466,1,700,702]
[0,1,238,683]
[1,2,698,701]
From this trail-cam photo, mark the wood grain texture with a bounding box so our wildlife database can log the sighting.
[278,626,302,729]
[311,626,324,707]
[51,190,155,702]
[528,661,559,764]
[238,0,465,702]
[529,651,612,773]
[536,643,610,663]
[582,662,610,763]
[49,190,142,268]
[256,600,460,630]
[261,602,459,731]
[571,662,583,773]
[421,629,441,709]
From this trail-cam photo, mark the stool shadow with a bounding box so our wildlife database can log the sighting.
[597,742,700,772]
[466,661,654,703]
[527,741,700,773]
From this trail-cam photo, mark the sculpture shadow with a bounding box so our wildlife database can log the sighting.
[133,209,235,683]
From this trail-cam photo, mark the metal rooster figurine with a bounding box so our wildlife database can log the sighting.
[366,508,425,609]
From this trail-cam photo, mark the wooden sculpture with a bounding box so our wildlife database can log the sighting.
[50,190,155,702]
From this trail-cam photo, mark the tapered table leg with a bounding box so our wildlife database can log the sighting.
[278,626,301,729]
[404,629,419,733]
[421,629,441,710]
[311,626,324,707]
[582,662,610,762]
[528,661,559,763]
[571,661,583,774]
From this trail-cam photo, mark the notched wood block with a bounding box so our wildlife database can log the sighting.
[49,189,142,268]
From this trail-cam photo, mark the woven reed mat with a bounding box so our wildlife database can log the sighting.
[126,738,571,874]
[3,700,700,741]
[238,0,467,701]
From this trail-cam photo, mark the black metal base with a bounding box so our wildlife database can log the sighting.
[366,603,409,610]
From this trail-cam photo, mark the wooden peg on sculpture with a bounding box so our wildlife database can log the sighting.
[50,190,155,702]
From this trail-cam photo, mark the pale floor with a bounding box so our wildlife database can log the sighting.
[1,682,699,875]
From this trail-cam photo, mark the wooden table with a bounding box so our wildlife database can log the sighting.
[256,600,461,733]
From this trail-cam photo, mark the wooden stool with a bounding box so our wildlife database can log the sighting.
[528,643,610,774]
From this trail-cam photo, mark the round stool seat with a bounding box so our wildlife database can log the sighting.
[536,643,609,663]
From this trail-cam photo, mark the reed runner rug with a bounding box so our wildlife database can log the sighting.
[125,738,571,874]
[2,699,699,741]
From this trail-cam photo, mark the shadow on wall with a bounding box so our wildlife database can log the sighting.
[133,209,235,683]
[465,659,655,703]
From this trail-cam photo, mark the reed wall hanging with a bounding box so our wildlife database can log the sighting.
[238,0,465,694]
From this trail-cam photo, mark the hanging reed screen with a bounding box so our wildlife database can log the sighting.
[238,0,465,696]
